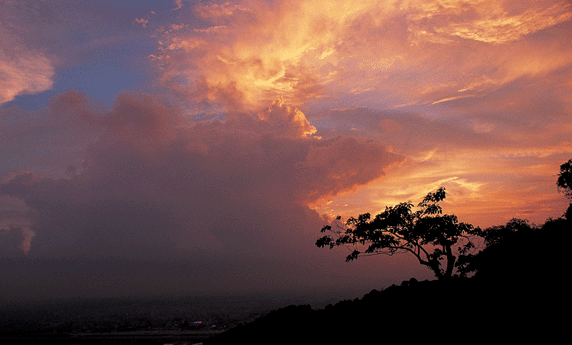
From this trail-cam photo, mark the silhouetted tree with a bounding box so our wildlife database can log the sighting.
[557,159,572,197]
[316,188,480,280]
[455,218,536,279]
[458,161,572,278]
[557,158,572,219]
[480,217,535,247]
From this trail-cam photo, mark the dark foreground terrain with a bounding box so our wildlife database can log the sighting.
[204,277,566,345]
[1,275,566,345]
[204,217,570,344]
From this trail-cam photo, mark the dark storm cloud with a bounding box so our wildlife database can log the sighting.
[0,91,405,300]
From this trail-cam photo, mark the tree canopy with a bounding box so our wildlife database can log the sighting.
[557,159,572,197]
[455,218,536,279]
[316,188,480,280]
[557,158,572,220]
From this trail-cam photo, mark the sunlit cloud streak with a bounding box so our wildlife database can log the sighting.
[0,2,55,105]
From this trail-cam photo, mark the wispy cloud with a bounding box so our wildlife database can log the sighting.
[0,4,55,105]
[172,0,184,11]
[153,0,572,113]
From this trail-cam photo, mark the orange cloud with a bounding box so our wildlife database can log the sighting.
[256,98,317,138]
[435,2,572,43]
[135,18,149,27]
[155,0,381,111]
[0,38,54,105]
[312,101,572,228]
[154,0,571,114]
[144,1,572,231]
[195,1,251,19]
[403,0,572,43]
[0,2,55,105]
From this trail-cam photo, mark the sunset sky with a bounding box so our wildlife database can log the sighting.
[1,0,571,302]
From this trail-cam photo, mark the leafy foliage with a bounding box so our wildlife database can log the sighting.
[316,188,481,280]
[557,159,572,198]
[456,215,571,285]
[455,218,536,278]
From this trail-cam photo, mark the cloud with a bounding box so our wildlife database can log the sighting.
[430,1,572,44]
[311,100,572,227]
[135,18,149,28]
[144,0,572,230]
[151,0,572,115]
[195,1,251,19]
[256,98,317,138]
[154,0,374,111]
[0,92,404,297]
[0,90,102,178]
[2,0,571,300]
[173,0,185,11]
[0,195,34,255]
[0,20,55,105]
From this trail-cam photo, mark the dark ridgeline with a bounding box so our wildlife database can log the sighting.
[205,215,569,344]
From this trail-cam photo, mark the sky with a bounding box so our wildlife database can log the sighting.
[1,0,571,303]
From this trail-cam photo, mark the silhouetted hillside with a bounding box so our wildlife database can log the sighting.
[205,217,570,345]
[205,277,564,344]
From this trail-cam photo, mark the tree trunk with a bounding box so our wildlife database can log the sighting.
[443,245,456,279]
[421,258,443,280]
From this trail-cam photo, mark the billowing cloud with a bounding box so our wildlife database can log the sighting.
[256,98,317,138]
[0,90,102,178]
[0,91,404,298]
